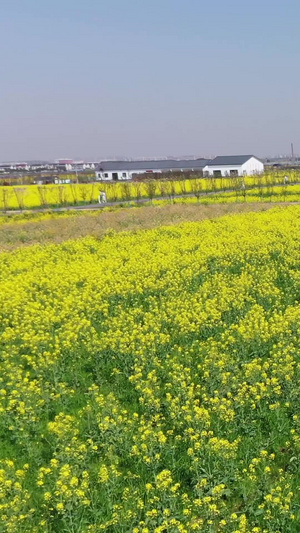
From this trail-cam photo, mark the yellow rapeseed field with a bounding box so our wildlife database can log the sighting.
[1,206,300,532]
[0,171,298,210]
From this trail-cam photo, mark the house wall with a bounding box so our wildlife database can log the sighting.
[96,169,167,180]
[96,170,134,180]
[96,167,204,180]
[241,157,264,175]
[203,165,242,177]
[203,158,264,177]
[54,178,71,184]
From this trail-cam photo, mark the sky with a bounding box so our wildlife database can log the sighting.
[1,0,300,161]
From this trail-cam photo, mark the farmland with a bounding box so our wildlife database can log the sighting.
[0,202,283,251]
[1,205,300,532]
[1,171,300,210]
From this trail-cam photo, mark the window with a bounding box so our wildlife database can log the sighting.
[122,172,127,178]
[230,169,238,176]
[104,173,109,178]
[213,170,222,177]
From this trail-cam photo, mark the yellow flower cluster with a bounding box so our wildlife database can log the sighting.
[0,206,300,531]
[0,170,299,210]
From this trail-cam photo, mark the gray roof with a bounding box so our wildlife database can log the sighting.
[98,159,210,172]
[206,155,261,167]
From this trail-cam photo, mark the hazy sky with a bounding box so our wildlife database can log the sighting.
[1,0,300,161]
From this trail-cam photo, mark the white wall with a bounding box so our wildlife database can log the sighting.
[241,157,264,175]
[203,165,242,177]
[95,169,163,180]
[54,178,71,184]
[95,170,132,180]
[95,166,206,181]
[203,158,264,177]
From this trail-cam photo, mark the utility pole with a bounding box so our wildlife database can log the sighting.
[291,143,294,161]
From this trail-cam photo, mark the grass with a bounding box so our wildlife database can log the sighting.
[0,201,291,250]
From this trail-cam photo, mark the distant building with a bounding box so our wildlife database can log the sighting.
[203,155,264,177]
[56,159,74,171]
[33,176,71,185]
[95,159,210,181]
[34,176,57,185]
[72,161,96,171]
[55,177,71,184]
[0,162,30,172]
[55,160,96,172]
[31,163,55,172]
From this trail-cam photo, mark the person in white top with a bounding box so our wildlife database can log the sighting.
[98,191,107,204]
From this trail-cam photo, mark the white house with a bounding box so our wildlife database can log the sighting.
[203,155,264,177]
[95,159,210,181]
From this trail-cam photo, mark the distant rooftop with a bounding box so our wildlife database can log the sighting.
[99,159,210,172]
[207,155,261,166]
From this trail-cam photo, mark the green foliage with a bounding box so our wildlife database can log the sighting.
[0,207,300,531]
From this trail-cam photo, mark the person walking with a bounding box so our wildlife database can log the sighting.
[98,190,107,204]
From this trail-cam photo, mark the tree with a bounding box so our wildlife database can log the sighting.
[133,182,142,203]
[37,186,49,208]
[120,182,132,203]
[78,184,89,204]
[190,179,202,202]
[0,187,12,211]
[145,181,157,204]
[13,187,27,210]
[69,184,79,205]
[165,181,176,204]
